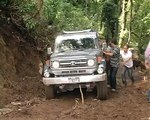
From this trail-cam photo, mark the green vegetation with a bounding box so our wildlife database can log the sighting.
[0,0,150,55]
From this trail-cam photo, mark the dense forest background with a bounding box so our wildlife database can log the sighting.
[0,1,150,117]
[0,0,150,56]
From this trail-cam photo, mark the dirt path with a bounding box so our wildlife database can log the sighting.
[0,79,150,120]
[0,69,150,120]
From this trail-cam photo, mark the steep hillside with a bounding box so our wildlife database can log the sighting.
[0,10,43,107]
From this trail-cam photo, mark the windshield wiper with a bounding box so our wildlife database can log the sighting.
[58,50,65,53]
[72,48,85,51]
[58,48,85,52]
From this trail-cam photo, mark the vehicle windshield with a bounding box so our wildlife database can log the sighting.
[57,38,97,52]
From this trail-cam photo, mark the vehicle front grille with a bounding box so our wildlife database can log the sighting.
[60,59,87,68]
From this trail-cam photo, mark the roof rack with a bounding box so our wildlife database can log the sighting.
[62,29,93,34]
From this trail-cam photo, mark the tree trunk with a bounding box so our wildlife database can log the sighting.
[113,0,120,41]
[127,0,133,43]
[118,0,126,47]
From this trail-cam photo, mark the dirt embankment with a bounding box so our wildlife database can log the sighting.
[0,12,43,107]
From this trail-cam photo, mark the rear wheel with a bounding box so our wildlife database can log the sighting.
[96,80,107,100]
[45,85,55,99]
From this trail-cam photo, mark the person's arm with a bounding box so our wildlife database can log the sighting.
[103,51,113,56]
[103,47,119,56]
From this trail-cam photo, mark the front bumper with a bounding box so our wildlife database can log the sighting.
[43,73,106,86]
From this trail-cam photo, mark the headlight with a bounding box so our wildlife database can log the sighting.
[52,61,59,68]
[44,70,50,78]
[87,59,95,66]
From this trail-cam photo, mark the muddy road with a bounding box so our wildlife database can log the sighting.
[0,69,150,120]
[0,79,150,120]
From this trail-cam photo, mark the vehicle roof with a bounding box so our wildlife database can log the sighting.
[59,31,97,36]
[56,31,98,43]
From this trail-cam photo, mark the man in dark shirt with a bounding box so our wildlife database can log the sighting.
[103,40,120,91]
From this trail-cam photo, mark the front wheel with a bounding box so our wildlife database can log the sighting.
[45,85,55,99]
[96,80,107,100]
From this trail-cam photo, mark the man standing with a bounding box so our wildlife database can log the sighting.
[103,40,120,91]
[120,44,134,86]
[101,40,111,84]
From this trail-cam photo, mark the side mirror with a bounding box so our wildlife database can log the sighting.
[47,47,52,55]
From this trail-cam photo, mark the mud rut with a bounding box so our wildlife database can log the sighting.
[0,70,150,120]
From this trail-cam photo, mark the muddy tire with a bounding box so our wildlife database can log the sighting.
[45,85,55,99]
[96,80,107,100]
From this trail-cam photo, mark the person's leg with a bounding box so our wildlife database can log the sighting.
[109,67,113,88]
[127,67,134,84]
[110,67,118,90]
[121,66,127,86]
[107,69,110,84]
[106,60,111,84]
[106,61,110,85]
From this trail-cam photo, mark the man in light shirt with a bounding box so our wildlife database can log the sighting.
[120,44,134,86]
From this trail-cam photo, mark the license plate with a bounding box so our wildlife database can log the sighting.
[68,77,80,83]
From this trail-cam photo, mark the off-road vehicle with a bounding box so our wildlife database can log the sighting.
[42,29,107,100]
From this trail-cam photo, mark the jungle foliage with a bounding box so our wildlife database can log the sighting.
[0,0,150,54]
